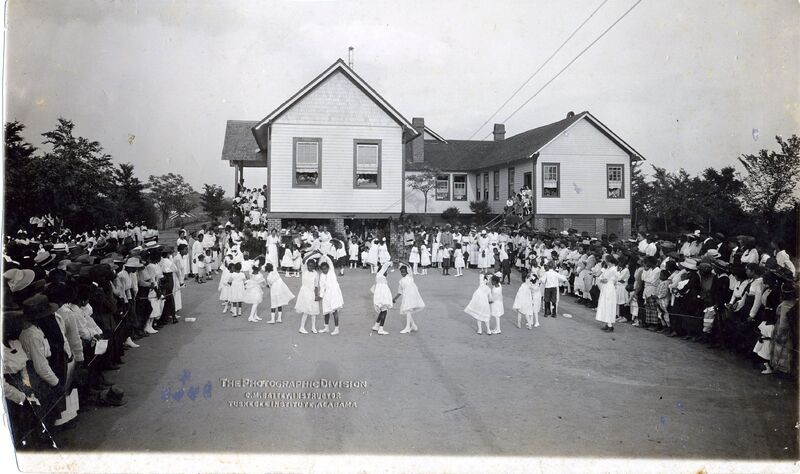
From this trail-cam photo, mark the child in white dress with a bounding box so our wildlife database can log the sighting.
[371,262,393,335]
[318,255,344,335]
[420,245,431,275]
[280,245,295,276]
[348,237,359,269]
[454,244,465,277]
[465,274,492,335]
[489,274,504,334]
[296,258,320,334]
[393,265,426,334]
[513,275,541,329]
[227,262,246,318]
[265,263,296,324]
[367,240,380,274]
[243,264,266,322]
[409,246,421,274]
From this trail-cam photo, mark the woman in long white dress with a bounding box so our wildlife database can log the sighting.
[265,262,295,324]
[295,257,320,334]
[318,255,344,335]
[465,274,492,335]
[477,233,491,273]
[595,259,620,332]
[467,233,479,268]
[367,239,380,274]
[176,230,190,279]
[265,229,280,270]
[393,265,426,334]
[615,259,630,322]
[371,262,394,335]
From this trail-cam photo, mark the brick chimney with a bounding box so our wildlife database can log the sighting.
[412,117,425,163]
[493,123,505,141]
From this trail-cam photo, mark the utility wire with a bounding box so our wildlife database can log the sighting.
[467,0,609,140]
[480,0,644,141]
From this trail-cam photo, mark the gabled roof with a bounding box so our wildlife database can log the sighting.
[252,59,418,150]
[221,120,266,163]
[406,111,644,172]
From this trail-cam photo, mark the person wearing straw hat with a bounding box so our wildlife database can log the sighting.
[18,294,65,428]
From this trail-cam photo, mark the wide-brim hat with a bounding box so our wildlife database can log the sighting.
[3,268,36,293]
[57,259,72,271]
[144,241,161,250]
[22,294,59,321]
[74,254,95,265]
[681,258,698,270]
[124,257,143,268]
[66,262,84,275]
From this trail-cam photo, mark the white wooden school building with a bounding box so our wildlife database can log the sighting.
[221,59,644,237]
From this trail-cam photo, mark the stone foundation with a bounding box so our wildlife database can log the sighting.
[331,217,346,236]
[533,217,545,230]
[622,218,632,239]
[595,218,606,237]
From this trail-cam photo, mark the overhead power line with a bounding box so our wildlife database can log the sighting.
[467,0,609,140]
[480,0,644,141]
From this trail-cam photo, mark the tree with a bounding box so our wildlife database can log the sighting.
[406,168,441,213]
[113,163,156,226]
[738,135,800,229]
[148,173,195,229]
[630,161,649,231]
[200,184,227,221]
[441,206,461,224]
[37,118,117,230]
[469,200,491,224]
[4,121,38,229]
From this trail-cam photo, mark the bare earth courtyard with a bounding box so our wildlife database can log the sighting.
[53,263,796,459]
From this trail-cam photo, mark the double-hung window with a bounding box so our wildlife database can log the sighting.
[453,175,467,201]
[353,140,381,188]
[483,173,489,201]
[435,175,450,200]
[541,163,560,198]
[607,164,624,198]
[293,138,322,187]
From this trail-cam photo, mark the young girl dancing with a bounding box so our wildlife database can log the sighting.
[489,274,504,334]
[393,265,426,334]
[243,262,266,322]
[513,274,541,329]
[465,274,492,335]
[265,263,296,324]
[371,262,393,335]
[280,244,295,276]
[296,257,320,334]
[318,256,344,335]
[228,262,246,317]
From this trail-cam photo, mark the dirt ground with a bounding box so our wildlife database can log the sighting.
[51,256,797,460]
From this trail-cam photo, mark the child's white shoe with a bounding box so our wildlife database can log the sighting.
[331,327,339,336]
[372,323,380,332]
[377,328,389,335]
[400,327,410,334]
[299,327,308,334]
[319,325,329,333]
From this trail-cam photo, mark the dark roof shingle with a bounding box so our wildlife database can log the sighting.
[406,112,586,172]
[221,120,266,163]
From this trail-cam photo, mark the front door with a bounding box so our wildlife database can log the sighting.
[523,172,532,189]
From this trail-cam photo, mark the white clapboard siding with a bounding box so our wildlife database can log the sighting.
[404,171,477,214]
[275,71,398,128]
[480,163,532,214]
[269,70,404,214]
[270,123,403,214]
[536,118,631,215]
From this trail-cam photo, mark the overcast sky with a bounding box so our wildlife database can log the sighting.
[4,0,798,194]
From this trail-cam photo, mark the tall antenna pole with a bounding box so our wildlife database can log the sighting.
[348,46,354,68]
